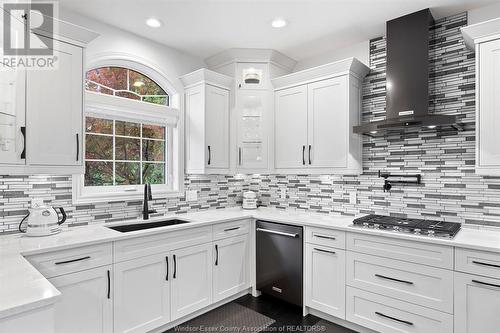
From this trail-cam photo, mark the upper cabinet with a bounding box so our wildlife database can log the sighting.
[181,69,232,174]
[272,58,369,175]
[462,18,500,176]
[0,12,98,175]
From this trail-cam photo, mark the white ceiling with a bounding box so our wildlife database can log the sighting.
[57,0,498,62]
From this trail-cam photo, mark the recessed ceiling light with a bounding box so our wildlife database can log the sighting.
[271,17,287,28]
[146,17,162,28]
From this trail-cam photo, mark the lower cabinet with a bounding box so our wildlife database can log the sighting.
[305,243,346,319]
[454,272,500,333]
[48,265,113,333]
[113,253,170,333]
[170,243,213,321]
[213,235,249,302]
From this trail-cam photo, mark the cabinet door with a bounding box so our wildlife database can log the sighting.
[26,36,83,166]
[114,253,170,333]
[205,84,230,169]
[479,39,500,171]
[307,76,348,168]
[305,244,345,319]
[213,235,249,302]
[171,243,213,321]
[236,90,271,170]
[454,272,500,333]
[275,85,308,169]
[0,64,25,165]
[48,266,112,333]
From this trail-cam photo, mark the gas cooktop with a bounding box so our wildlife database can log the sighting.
[352,214,461,238]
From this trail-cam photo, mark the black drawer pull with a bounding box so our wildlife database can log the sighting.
[375,274,414,285]
[375,312,413,326]
[55,256,91,265]
[314,248,336,254]
[215,244,219,266]
[472,279,500,288]
[107,270,110,299]
[314,234,336,240]
[207,146,211,165]
[302,145,305,165]
[76,133,79,161]
[20,126,26,159]
[472,260,500,269]
[173,254,177,279]
[224,227,240,232]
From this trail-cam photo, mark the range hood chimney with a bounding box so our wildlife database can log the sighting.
[353,9,460,135]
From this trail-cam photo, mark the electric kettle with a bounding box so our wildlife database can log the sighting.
[19,205,67,236]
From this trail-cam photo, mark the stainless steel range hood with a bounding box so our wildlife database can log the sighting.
[353,9,461,136]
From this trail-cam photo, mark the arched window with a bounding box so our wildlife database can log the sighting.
[74,64,181,203]
[85,67,169,105]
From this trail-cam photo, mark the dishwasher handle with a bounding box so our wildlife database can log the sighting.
[256,228,299,238]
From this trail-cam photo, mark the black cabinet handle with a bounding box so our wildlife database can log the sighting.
[166,256,169,281]
[375,312,413,326]
[308,145,312,165]
[238,147,242,166]
[76,133,79,161]
[224,227,240,232]
[314,248,336,254]
[107,270,110,299]
[55,256,91,265]
[215,244,219,266]
[472,279,500,288]
[173,254,177,279]
[20,126,26,159]
[302,145,305,165]
[207,146,211,165]
[472,260,500,269]
[314,234,336,240]
[375,274,414,285]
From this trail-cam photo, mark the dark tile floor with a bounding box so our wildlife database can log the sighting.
[235,294,357,333]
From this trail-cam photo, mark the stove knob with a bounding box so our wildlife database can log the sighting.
[373,224,380,229]
[414,228,421,234]
[363,222,369,228]
[427,230,435,236]
[393,226,399,231]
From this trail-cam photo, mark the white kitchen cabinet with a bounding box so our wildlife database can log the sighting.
[213,234,249,302]
[26,37,83,167]
[274,85,308,169]
[272,58,368,174]
[462,20,500,175]
[48,266,112,333]
[114,253,170,333]
[236,90,272,170]
[454,272,500,333]
[0,65,25,166]
[307,77,348,168]
[0,15,97,175]
[181,69,232,174]
[305,244,346,319]
[170,243,213,320]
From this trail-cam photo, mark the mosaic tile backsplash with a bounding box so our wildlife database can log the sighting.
[2,12,500,234]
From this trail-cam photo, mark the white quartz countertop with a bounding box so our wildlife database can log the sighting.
[1,207,500,319]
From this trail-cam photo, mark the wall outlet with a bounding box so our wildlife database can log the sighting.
[185,190,198,202]
[349,192,357,204]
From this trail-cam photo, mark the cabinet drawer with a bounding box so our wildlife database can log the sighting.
[346,232,453,269]
[306,227,345,249]
[455,247,500,279]
[114,226,212,262]
[26,243,112,278]
[346,287,453,333]
[346,252,453,313]
[213,219,250,240]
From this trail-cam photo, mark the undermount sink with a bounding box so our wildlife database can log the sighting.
[107,219,190,233]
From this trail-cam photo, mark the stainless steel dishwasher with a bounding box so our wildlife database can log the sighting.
[256,220,303,306]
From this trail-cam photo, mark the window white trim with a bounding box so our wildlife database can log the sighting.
[72,58,185,204]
